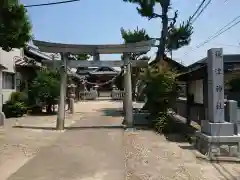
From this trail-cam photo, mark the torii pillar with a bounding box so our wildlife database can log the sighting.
[123,53,133,127]
[56,53,68,130]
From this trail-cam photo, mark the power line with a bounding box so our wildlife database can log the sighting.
[194,16,240,48]
[190,0,207,20]
[24,0,81,8]
[196,19,240,48]
[183,15,240,57]
[191,0,212,24]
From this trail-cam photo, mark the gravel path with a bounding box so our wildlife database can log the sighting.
[124,130,240,180]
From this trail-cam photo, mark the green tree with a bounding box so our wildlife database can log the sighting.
[121,27,150,99]
[123,0,193,62]
[29,69,60,113]
[68,53,91,60]
[0,0,32,51]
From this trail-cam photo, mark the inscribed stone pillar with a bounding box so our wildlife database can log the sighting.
[207,48,225,123]
[201,48,234,136]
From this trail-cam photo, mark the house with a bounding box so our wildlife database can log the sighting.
[0,48,23,103]
[178,54,240,102]
[149,55,187,72]
[0,46,54,105]
[16,46,53,93]
[176,53,240,123]
[75,66,120,90]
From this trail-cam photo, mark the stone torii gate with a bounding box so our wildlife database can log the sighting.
[33,40,155,130]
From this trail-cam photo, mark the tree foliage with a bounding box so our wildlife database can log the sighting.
[142,68,179,116]
[121,27,150,59]
[0,0,32,51]
[68,53,91,60]
[29,69,60,113]
[123,0,193,61]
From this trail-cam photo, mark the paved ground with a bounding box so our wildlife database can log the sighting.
[1,100,240,180]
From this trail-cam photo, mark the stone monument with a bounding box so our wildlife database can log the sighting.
[196,48,240,159]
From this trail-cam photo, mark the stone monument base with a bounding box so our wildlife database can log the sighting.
[201,120,234,136]
[235,123,240,135]
[195,131,240,159]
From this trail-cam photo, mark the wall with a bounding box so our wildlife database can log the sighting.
[188,79,203,104]
[0,48,22,103]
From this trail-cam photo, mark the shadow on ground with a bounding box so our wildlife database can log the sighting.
[100,108,123,117]
[27,112,57,117]
[13,125,125,131]
[212,163,240,180]
[100,107,147,117]
[164,125,197,144]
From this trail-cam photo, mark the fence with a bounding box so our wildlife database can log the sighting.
[79,90,98,100]
[111,90,125,100]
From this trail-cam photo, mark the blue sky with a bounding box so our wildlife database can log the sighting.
[20,0,240,66]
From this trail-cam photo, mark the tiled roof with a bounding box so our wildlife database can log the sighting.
[188,54,240,68]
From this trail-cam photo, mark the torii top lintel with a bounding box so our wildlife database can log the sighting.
[33,40,155,54]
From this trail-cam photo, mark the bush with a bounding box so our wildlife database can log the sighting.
[142,68,179,117]
[3,101,27,118]
[153,113,174,133]
[9,92,26,102]
[2,92,27,118]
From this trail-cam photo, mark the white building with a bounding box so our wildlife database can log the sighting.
[0,48,24,104]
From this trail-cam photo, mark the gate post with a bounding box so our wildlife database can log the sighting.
[56,53,67,130]
[123,53,133,127]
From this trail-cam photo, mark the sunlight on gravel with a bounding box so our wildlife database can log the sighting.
[124,130,240,180]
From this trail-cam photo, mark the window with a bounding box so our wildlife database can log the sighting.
[2,72,15,89]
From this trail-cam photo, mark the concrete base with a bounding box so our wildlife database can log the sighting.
[0,111,5,126]
[195,131,240,159]
[125,127,137,132]
[201,120,234,136]
[235,123,240,135]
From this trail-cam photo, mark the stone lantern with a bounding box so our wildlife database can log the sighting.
[67,77,76,114]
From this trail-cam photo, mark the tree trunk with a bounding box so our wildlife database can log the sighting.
[156,1,170,62]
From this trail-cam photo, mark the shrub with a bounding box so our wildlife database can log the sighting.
[142,68,179,117]
[9,92,26,102]
[153,112,189,134]
[3,92,27,118]
[140,67,180,133]
[3,101,27,118]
